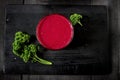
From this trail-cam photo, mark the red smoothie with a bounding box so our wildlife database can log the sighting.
[36,14,74,50]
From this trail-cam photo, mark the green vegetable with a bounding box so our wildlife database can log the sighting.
[12,31,30,57]
[28,44,52,65]
[15,31,30,43]
[20,45,31,63]
[70,13,83,26]
[12,31,52,65]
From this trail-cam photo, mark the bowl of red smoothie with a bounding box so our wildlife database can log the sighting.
[36,14,74,50]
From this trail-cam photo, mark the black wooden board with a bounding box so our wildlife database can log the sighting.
[4,5,111,75]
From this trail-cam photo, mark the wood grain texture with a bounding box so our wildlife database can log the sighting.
[0,0,23,80]
[0,75,22,80]
[92,0,119,80]
[22,75,92,80]
[118,0,120,79]
[91,0,108,5]
[24,0,91,5]
[0,1,7,73]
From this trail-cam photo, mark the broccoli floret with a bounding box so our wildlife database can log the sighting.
[20,45,31,63]
[70,13,83,26]
[28,44,37,53]
[12,31,30,57]
[15,31,30,43]
[12,40,21,56]
[28,44,52,65]
[12,40,21,51]
[12,31,52,65]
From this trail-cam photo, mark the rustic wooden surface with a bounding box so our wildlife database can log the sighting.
[92,0,119,80]
[0,0,23,80]
[92,0,120,80]
[24,0,91,5]
[0,0,119,80]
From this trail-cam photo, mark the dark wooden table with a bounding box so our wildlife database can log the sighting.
[0,0,119,80]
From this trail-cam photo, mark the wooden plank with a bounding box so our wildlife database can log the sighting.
[0,0,6,74]
[0,0,23,80]
[0,1,5,73]
[118,0,120,79]
[92,0,119,80]
[23,75,91,80]
[0,75,22,80]
[91,0,108,5]
[24,0,91,5]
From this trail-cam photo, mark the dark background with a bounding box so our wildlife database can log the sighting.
[0,0,120,80]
